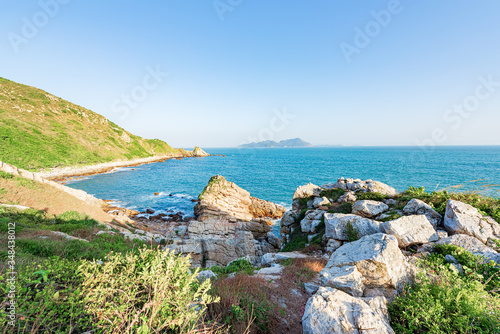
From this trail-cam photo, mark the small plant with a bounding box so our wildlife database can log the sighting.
[319,188,346,202]
[378,211,402,222]
[355,192,389,201]
[211,258,256,276]
[328,203,352,214]
[345,221,359,242]
[0,171,14,179]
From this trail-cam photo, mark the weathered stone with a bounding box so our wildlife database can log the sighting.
[324,213,381,241]
[302,287,394,334]
[444,200,493,243]
[437,234,500,263]
[437,230,448,239]
[325,177,398,197]
[301,210,325,234]
[280,211,296,227]
[195,175,285,222]
[352,200,389,218]
[255,264,283,281]
[324,233,409,290]
[326,239,343,253]
[338,191,357,203]
[313,196,330,208]
[266,232,281,249]
[304,282,320,295]
[380,215,438,247]
[403,198,442,228]
[293,183,323,200]
[320,265,365,297]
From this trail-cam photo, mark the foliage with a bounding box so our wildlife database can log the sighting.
[210,258,256,276]
[0,248,216,333]
[378,211,402,222]
[0,171,14,179]
[345,221,359,242]
[389,246,500,333]
[207,274,279,333]
[355,192,389,201]
[79,247,217,333]
[328,203,352,214]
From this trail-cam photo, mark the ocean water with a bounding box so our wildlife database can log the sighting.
[65,146,500,217]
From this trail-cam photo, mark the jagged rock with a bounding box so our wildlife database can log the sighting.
[352,200,389,218]
[320,265,365,297]
[338,191,357,203]
[324,213,381,241]
[301,210,324,234]
[280,211,296,227]
[381,215,439,247]
[195,175,285,222]
[266,232,281,249]
[313,197,330,208]
[293,183,323,200]
[302,287,394,334]
[322,233,409,291]
[403,198,442,228]
[437,234,500,263]
[325,177,398,197]
[326,239,343,253]
[444,200,494,243]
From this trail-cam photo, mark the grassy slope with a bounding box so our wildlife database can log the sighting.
[0,77,182,171]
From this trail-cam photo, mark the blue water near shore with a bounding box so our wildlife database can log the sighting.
[65,146,500,218]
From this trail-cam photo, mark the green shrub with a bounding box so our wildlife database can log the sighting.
[79,247,217,333]
[328,203,352,214]
[345,221,359,242]
[211,258,256,276]
[378,211,402,222]
[320,188,346,202]
[389,247,500,333]
[0,171,14,179]
[355,192,389,201]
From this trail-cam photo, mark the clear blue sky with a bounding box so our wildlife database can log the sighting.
[1,0,500,148]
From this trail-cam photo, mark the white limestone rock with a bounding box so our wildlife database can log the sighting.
[302,287,394,334]
[380,215,439,247]
[444,200,493,243]
[352,200,389,218]
[403,198,442,228]
[324,213,381,241]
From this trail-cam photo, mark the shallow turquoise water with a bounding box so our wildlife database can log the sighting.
[66,146,500,217]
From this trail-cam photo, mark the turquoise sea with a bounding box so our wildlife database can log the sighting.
[66,146,500,218]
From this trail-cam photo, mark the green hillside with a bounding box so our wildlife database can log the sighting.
[0,77,184,171]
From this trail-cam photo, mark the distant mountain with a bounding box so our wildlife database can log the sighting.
[237,138,312,148]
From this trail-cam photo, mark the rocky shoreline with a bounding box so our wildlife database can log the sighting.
[36,146,211,181]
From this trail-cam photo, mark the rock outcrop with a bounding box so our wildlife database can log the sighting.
[195,175,285,222]
[191,146,210,157]
[168,175,285,266]
[324,213,382,241]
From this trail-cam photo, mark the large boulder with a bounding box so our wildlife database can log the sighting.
[444,200,494,244]
[195,175,285,222]
[381,215,438,247]
[324,213,381,241]
[322,233,409,291]
[302,287,394,334]
[403,198,442,228]
[325,178,398,197]
[437,234,500,263]
[191,146,210,157]
[352,200,389,218]
[320,265,365,297]
[293,183,323,200]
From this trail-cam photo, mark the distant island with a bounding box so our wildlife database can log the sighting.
[237,138,312,148]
